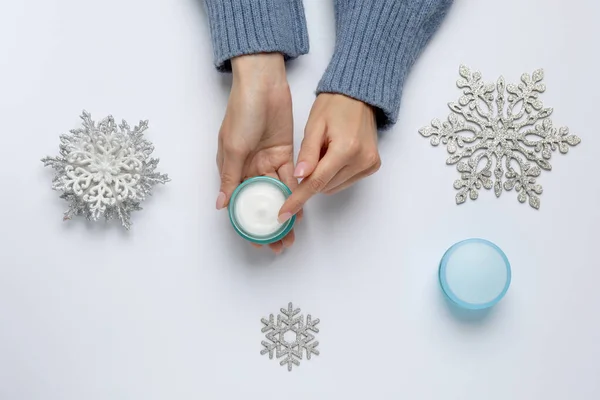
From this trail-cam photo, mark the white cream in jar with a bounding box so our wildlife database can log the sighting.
[228,177,295,244]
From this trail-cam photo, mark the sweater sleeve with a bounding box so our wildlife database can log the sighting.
[316,0,453,129]
[204,0,309,72]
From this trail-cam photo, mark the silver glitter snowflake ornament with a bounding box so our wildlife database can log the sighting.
[419,65,581,209]
[261,303,320,371]
[42,111,170,229]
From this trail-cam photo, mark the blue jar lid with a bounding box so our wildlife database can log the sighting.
[439,239,511,310]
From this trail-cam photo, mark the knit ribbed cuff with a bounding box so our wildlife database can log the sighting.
[317,0,452,129]
[205,0,309,72]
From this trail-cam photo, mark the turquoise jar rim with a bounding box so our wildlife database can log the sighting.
[228,176,296,245]
[439,238,511,310]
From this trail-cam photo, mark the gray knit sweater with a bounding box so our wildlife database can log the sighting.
[204,0,452,128]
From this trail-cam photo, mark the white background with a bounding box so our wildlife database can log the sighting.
[1,0,599,398]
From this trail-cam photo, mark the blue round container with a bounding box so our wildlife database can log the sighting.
[439,238,511,310]
[228,176,296,245]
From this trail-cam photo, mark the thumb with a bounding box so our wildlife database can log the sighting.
[216,151,246,210]
[294,122,325,179]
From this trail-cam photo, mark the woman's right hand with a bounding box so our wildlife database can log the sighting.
[278,93,381,224]
[216,53,299,254]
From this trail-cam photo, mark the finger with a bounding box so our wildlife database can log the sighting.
[242,171,295,251]
[278,151,346,222]
[270,169,298,244]
[269,240,284,254]
[217,136,224,173]
[263,171,279,180]
[323,163,380,195]
[277,163,303,222]
[254,170,295,251]
[322,165,354,193]
[251,243,262,249]
[294,121,326,179]
[217,148,247,210]
[262,171,296,218]
[276,164,297,190]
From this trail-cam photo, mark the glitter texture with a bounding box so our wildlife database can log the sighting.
[261,303,320,371]
[42,111,170,229]
[419,65,581,209]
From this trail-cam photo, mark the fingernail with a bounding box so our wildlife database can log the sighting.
[216,192,226,210]
[293,162,308,178]
[278,212,292,224]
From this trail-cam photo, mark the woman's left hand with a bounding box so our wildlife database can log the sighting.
[216,54,299,254]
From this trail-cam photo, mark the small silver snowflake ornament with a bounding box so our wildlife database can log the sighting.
[42,111,170,229]
[419,65,581,209]
[261,303,320,371]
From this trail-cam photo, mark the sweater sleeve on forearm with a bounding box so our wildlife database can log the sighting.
[204,0,309,72]
[317,0,453,129]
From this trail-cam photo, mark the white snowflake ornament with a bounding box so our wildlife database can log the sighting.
[261,303,320,371]
[419,65,581,209]
[42,111,170,229]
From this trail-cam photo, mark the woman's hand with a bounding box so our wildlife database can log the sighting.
[216,53,298,253]
[278,93,381,223]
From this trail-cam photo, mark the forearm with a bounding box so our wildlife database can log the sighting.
[204,0,309,72]
[317,0,453,129]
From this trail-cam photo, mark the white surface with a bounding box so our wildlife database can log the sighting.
[0,0,599,398]
[234,181,285,237]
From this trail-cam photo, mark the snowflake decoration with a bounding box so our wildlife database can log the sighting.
[42,110,170,229]
[261,303,320,371]
[419,65,581,209]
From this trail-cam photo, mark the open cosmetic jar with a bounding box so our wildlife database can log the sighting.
[228,176,296,245]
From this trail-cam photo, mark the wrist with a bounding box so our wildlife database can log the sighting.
[231,53,287,89]
[318,93,377,124]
